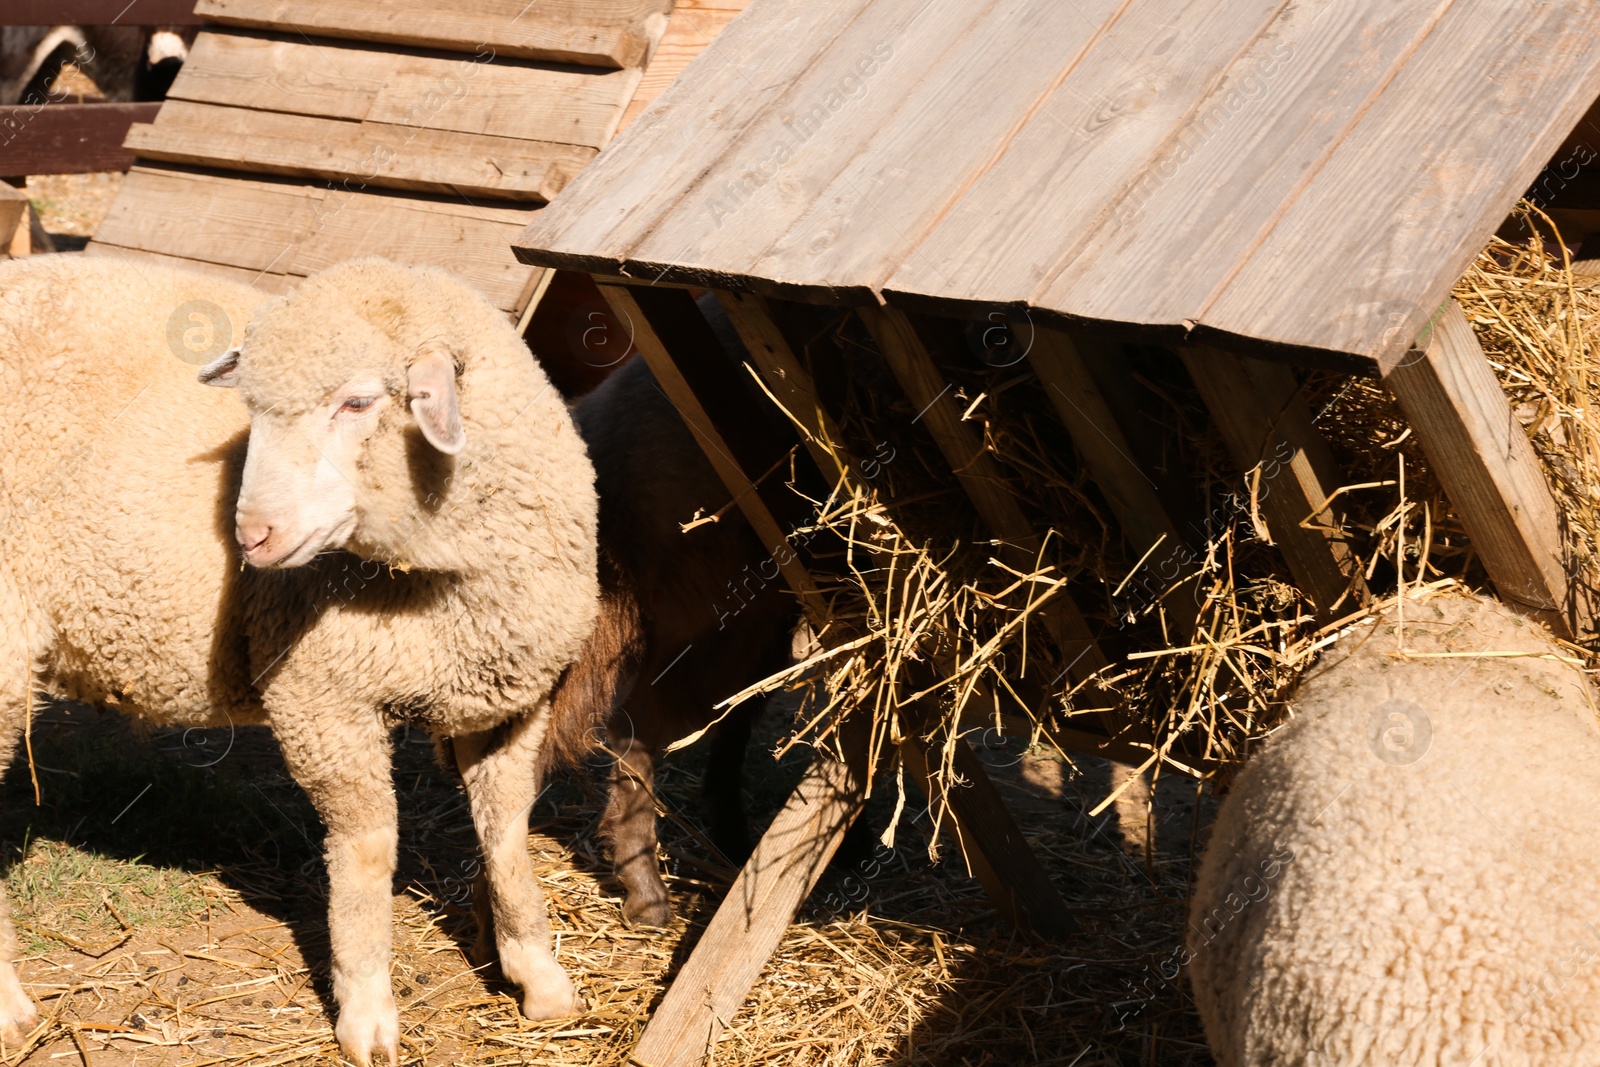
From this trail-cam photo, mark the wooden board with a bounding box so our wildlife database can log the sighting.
[0,103,157,176]
[513,0,1600,368]
[1383,302,1574,637]
[168,32,640,149]
[1181,346,1367,618]
[82,242,293,292]
[125,101,595,203]
[95,167,534,311]
[617,1,749,132]
[195,0,672,69]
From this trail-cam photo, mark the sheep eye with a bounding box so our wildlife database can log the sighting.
[340,396,377,414]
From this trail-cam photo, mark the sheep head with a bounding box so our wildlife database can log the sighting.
[199,260,472,571]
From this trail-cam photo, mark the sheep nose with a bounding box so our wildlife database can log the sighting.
[237,520,272,553]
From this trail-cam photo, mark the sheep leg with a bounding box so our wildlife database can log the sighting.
[0,587,39,1045]
[452,712,578,1021]
[600,710,671,928]
[275,710,399,1067]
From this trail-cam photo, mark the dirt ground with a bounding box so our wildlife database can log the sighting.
[1,699,1218,1067]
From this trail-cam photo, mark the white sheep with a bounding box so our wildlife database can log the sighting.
[0,255,599,1066]
[1188,592,1600,1066]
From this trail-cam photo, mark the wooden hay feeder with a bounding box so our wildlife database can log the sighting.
[510,1,1600,1062]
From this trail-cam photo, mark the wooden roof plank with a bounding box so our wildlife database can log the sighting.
[125,101,596,203]
[169,31,640,149]
[1193,0,1600,362]
[877,0,1292,312]
[620,0,1016,293]
[82,242,293,294]
[511,0,880,274]
[194,0,672,69]
[1022,0,1448,333]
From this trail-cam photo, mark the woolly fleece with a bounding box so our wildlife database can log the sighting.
[1189,593,1600,1066]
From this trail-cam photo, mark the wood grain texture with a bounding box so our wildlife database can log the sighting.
[93,167,533,311]
[512,0,1600,366]
[194,0,672,68]
[617,3,747,133]
[82,241,293,292]
[124,101,596,202]
[597,284,825,611]
[1181,346,1366,618]
[169,32,640,149]
[629,743,868,1067]
[1383,302,1574,636]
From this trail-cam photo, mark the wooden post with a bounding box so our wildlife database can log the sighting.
[627,729,871,1067]
[610,285,1082,1067]
[856,304,1113,689]
[1382,300,1574,637]
[1028,327,1201,640]
[1181,346,1368,618]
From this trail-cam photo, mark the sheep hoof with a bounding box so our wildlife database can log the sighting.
[520,978,580,1022]
[0,997,39,1045]
[622,896,672,929]
[334,998,399,1067]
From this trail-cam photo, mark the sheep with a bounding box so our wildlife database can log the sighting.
[1187,592,1600,1066]
[1,25,194,105]
[570,352,796,927]
[0,254,599,1067]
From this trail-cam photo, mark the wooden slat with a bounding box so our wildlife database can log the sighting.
[168,32,641,149]
[4,0,199,23]
[596,284,825,611]
[1382,301,1574,637]
[901,737,1077,939]
[513,0,879,274]
[629,740,868,1067]
[1198,3,1600,364]
[194,0,672,69]
[618,3,750,132]
[0,103,157,176]
[857,305,1113,689]
[93,167,534,312]
[125,102,595,203]
[1180,347,1366,618]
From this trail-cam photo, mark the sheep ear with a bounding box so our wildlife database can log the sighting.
[197,347,242,387]
[407,347,465,455]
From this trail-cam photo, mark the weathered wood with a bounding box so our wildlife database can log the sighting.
[1382,301,1574,637]
[93,167,533,312]
[513,0,1600,367]
[628,738,869,1067]
[125,101,595,203]
[4,0,200,23]
[194,0,671,68]
[1180,347,1366,618]
[596,283,825,612]
[1028,328,1181,563]
[900,736,1077,939]
[857,304,1112,685]
[168,32,641,149]
[713,290,846,478]
[617,3,749,133]
[0,102,157,176]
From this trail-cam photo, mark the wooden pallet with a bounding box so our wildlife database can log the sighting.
[85,0,680,316]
